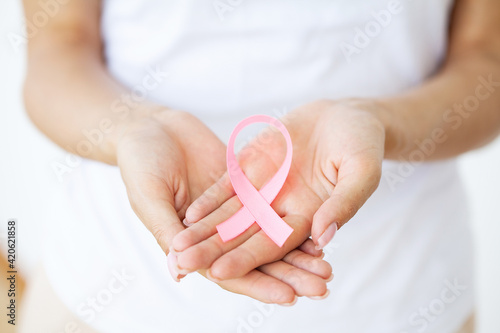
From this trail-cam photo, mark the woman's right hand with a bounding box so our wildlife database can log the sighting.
[115,109,332,304]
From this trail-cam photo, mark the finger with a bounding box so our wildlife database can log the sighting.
[167,252,187,282]
[282,249,332,280]
[184,172,234,225]
[258,261,329,298]
[173,148,281,252]
[199,269,297,305]
[172,193,245,253]
[175,223,261,273]
[126,183,186,256]
[298,238,324,258]
[130,190,187,283]
[311,158,382,249]
[184,138,281,227]
[175,190,268,273]
[175,129,290,274]
[208,214,311,281]
[120,152,190,266]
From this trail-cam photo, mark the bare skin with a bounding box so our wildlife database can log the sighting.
[23,0,500,303]
[22,0,332,304]
[172,0,500,281]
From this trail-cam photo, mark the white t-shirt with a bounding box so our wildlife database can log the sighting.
[43,1,474,332]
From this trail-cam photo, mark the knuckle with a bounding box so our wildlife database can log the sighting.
[269,284,292,304]
[242,249,259,272]
[367,164,382,184]
[282,268,302,286]
[198,191,218,208]
[339,200,359,221]
[182,247,207,270]
[238,146,257,165]
[345,201,359,217]
[313,260,333,278]
[283,250,300,266]
[218,198,241,218]
[361,159,382,186]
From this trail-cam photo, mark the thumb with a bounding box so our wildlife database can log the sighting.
[311,160,381,250]
[121,164,187,254]
[184,172,234,225]
[126,183,188,282]
[128,189,186,254]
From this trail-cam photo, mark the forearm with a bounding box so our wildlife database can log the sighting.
[377,52,500,161]
[380,54,500,161]
[24,31,165,165]
[376,0,500,161]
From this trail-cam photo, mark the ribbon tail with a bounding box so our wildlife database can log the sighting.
[257,217,294,248]
[216,206,255,242]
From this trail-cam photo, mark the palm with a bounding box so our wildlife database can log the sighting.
[116,110,332,302]
[172,100,385,282]
[117,112,226,232]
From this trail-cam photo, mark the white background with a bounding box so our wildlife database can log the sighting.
[0,1,499,332]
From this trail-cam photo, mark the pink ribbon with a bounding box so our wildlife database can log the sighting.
[216,115,294,247]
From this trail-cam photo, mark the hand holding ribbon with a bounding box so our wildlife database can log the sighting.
[172,100,384,286]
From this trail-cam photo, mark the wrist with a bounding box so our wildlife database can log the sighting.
[367,99,401,160]
[112,108,200,163]
[104,105,170,165]
[341,98,404,160]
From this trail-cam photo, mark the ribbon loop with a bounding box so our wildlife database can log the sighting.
[216,115,294,247]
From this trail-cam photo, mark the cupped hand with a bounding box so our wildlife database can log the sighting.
[115,109,332,303]
[172,99,385,282]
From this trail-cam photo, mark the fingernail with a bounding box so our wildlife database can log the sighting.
[176,265,191,275]
[167,252,182,282]
[169,247,191,275]
[279,296,298,307]
[325,273,334,282]
[315,223,337,250]
[182,218,193,227]
[308,289,330,300]
[206,269,221,283]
